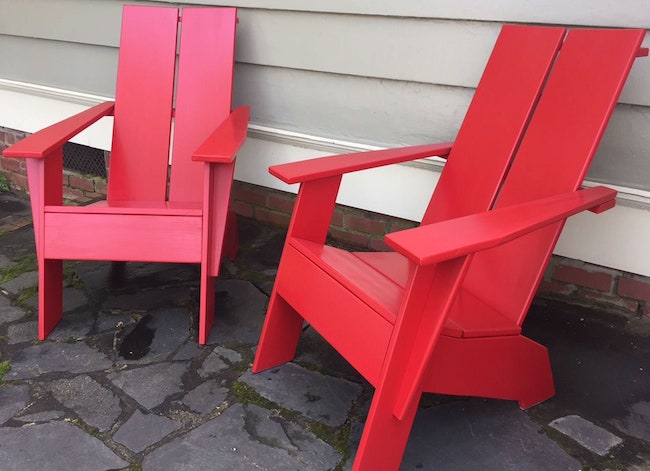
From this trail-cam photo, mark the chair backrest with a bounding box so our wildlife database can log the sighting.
[107,6,236,203]
[421,25,565,224]
[461,28,645,326]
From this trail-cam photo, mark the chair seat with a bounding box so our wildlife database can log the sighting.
[293,239,521,339]
[45,200,203,216]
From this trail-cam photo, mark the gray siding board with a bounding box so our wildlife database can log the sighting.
[589,105,650,192]
[160,0,650,29]
[233,63,472,147]
[0,35,117,96]
[0,0,124,47]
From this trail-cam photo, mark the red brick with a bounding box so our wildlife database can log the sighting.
[0,156,23,173]
[63,187,84,200]
[255,208,291,228]
[552,265,613,292]
[69,174,95,192]
[328,227,368,248]
[7,173,28,190]
[95,179,107,195]
[345,214,387,236]
[580,289,639,314]
[233,185,266,206]
[267,195,295,214]
[231,200,254,218]
[369,236,390,252]
[537,280,577,297]
[642,304,650,317]
[331,208,344,227]
[388,219,417,232]
[617,277,650,302]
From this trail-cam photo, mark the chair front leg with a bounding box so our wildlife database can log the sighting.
[26,151,64,339]
[199,161,237,345]
[252,175,342,371]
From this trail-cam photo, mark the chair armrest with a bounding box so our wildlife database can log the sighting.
[269,142,453,184]
[192,106,250,164]
[2,101,115,159]
[385,186,617,266]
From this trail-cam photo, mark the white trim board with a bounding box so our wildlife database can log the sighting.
[2,81,650,277]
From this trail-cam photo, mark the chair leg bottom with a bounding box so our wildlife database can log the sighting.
[39,259,63,340]
[252,292,304,372]
[198,270,216,345]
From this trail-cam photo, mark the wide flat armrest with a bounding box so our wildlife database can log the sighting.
[192,106,250,164]
[385,186,616,266]
[2,101,115,159]
[270,142,453,184]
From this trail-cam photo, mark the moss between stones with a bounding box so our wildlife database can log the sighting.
[0,360,11,382]
[0,174,9,193]
[231,381,278,411]
[16,285,37,304]
[308,421,351,469]
[0,253,37,283]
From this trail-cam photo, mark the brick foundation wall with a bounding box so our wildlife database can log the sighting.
[2,125,649,320]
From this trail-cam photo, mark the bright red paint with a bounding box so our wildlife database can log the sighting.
[252,26,646,470]
[2,6,249,344]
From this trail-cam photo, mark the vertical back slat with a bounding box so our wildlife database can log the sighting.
[107,6,178,202]
[464,28,646,326]
[421,25,565,224]
[168,7,237,203]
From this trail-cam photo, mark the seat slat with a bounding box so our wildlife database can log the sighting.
[45,200,202,216]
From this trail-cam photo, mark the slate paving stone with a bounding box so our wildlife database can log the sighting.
[117,307,190,364]
[214,345,243,364]
[0,295,25,324]
[206,279,269,345]
[102,285,192,311]
[6,320,37,344]
[397,399,582,471]
[611,401,650,442]
[1,270,38,295]
[0,421,128,470]
[197,346,242,378]
[173,340,203,361]
[15,410,65,423]
[0,384,29,425]
[5,342,113,380]
[142,403,341,471]
[46,310,95,341]
[550,414,623,456]
[25,287,89,314]
[0,253,12,269]
[181,380,228,414]
[96,309,136,333]
[113,410,182,453]
[108,361,189,409]
[46,375,121,432]
[240,362,363,427]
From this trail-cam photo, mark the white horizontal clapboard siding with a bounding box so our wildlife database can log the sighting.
[0,0,649,275]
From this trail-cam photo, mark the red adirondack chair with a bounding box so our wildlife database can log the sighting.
[2,6,249,344]
[252,26,647,470]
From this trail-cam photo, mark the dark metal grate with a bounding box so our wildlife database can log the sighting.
[63,142,107,178]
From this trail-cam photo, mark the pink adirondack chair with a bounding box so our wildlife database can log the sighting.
[252,26,647,470]
[2,6,249,344]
